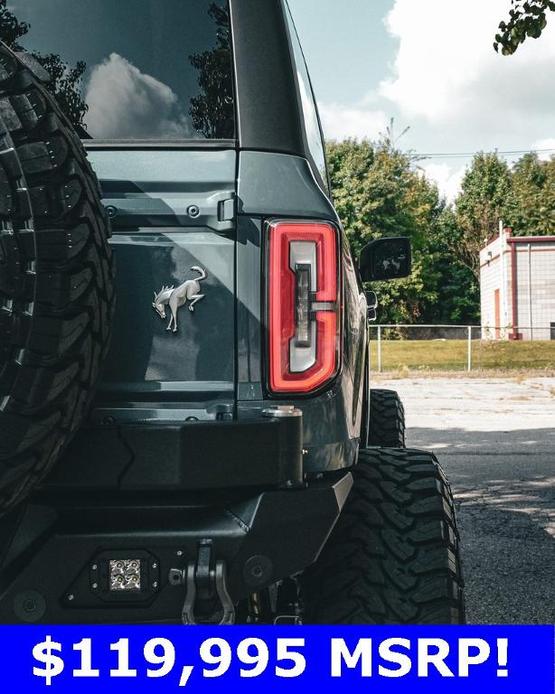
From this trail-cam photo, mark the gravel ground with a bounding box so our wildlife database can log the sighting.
[377,376,555,624]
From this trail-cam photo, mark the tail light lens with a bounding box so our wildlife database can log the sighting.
[268,220,340,394]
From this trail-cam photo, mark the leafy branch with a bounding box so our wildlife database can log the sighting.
[495,0,555,55]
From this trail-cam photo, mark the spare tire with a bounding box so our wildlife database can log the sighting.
[0,44,114,514]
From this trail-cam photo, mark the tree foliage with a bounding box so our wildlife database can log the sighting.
[327,139,479,325]
[508,153,555,233]
[329,141,554,326]
[0,0,88,130]
[452,153,513,280]
[189,3,235,139]
[495,0,555,55]
[0,2,28,47]
[422,208,480,325]
[33,54,88,132]
[452,151,555,273]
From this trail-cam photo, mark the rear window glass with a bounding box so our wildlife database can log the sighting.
[1,0,235,140]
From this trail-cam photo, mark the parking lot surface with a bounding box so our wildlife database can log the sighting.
[378,376,555,624]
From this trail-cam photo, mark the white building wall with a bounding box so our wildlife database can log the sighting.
[480,232,511,339]
[515,243,555,340]
[480,253,500,339]
[481,233,555,341]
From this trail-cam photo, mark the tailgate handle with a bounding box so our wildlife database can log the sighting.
[218,194,236,222]
[100,190,236,232]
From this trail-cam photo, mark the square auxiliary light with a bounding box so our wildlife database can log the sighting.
[109,559,142,592]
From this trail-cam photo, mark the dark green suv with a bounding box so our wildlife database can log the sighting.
[0,0,463,625]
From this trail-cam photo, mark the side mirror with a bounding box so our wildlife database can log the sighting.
[359,237,412,282]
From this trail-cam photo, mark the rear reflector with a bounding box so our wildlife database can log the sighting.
[268,221,339,394]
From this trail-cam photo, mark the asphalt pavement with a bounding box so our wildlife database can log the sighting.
[378,376,555,624]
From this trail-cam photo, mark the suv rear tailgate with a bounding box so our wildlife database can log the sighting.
[87,147,237,422]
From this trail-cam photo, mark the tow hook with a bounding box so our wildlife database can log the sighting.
[169,540,235,625]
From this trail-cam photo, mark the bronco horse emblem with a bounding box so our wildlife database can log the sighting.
[152,266,207,333]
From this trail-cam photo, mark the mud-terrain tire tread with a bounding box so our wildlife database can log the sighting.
[368,389,405,447]
[301,447,465,624]
[0,44,114,513]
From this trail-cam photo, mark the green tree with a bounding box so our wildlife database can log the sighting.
[32,53,88,132]
[495,0,555,55]
[453,153,513,280]
[0,2,28,47]
[424,208,480,324]
[189,3,234,139]
[0,0,88,130]
[453,151,555,287]
[327,139,443,324]
[329,141,553,326]
[508,153,555,234]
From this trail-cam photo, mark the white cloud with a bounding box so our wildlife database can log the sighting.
[318,101,388,141]
[419,161,467,202]
[380,0,555,136]
[85,53,191,139]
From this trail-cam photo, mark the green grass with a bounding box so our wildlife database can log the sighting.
[369,339,555,372]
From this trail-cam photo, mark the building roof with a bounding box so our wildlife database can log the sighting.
[481,227,555,252]
[506,235,555,244]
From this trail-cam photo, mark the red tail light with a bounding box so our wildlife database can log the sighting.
[268,220,340,394]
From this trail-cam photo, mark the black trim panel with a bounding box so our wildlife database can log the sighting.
[231,0,304,155]
[84,140,237,151]
[43,417,304,492]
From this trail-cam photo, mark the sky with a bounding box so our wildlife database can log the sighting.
[288,0,555,201]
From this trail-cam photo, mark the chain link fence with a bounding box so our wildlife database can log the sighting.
[369,325,555,373]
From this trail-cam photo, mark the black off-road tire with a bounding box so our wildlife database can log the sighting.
[368,389,405,447]
[0,45,114,514]
[301,448,465,624]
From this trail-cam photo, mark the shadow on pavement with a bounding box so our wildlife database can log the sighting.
[407,426,554,624]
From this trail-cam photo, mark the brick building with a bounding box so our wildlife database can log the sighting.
[480,227,555,340]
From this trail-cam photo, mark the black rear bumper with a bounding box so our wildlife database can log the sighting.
[46,413,305,492]
[0,473,352,624]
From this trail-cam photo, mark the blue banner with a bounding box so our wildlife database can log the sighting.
[1,625,553,692]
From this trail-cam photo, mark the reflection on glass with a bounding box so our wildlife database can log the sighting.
[284,4,328,190]
[0,0,234,140]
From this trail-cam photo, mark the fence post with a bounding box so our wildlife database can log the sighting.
[377,325,382,373]
[467,326,472,372]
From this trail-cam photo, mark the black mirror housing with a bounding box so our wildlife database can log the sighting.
[359,237,412,282]
[365,290,378,322]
